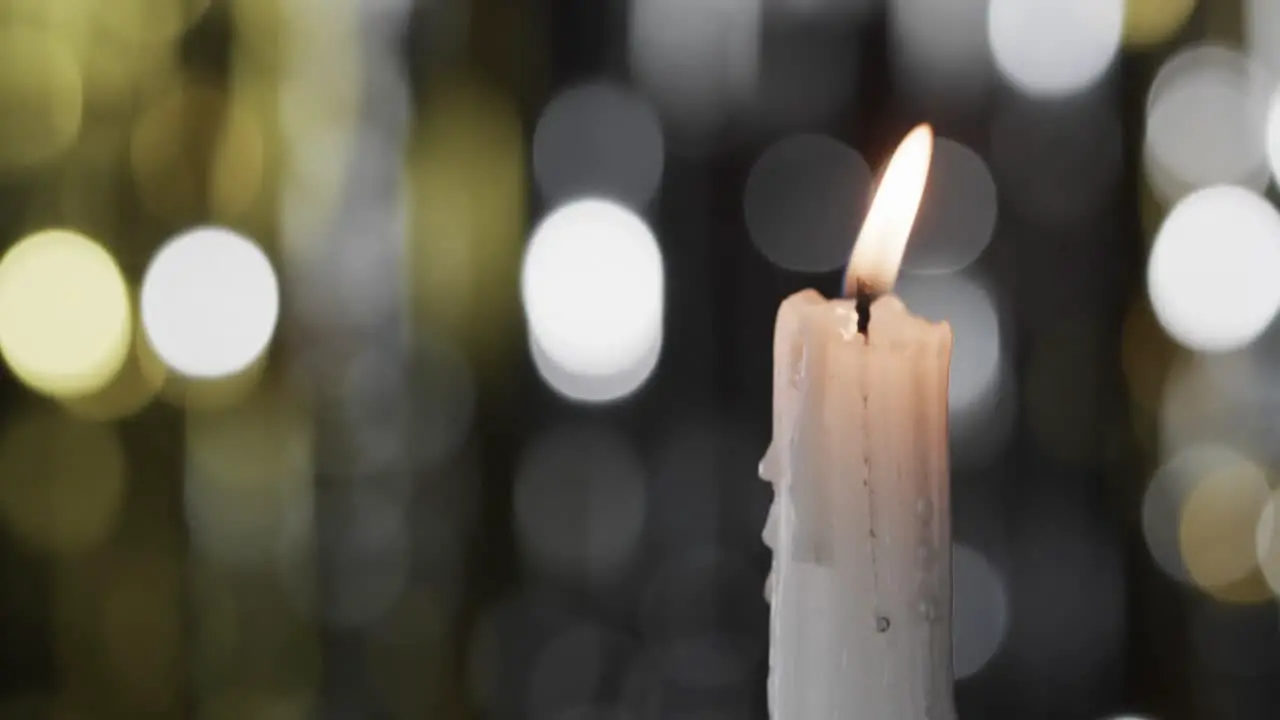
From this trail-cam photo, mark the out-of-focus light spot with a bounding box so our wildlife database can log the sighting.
[990,93,1123,223]
[628,0,761,139]
[902,137,997,273]
[889,0,992,107]
[160,352,267,412]
[988,0,1123,98]
[406,79,525,344]
[0,404,126,554]
[1261,88,1280,190]
[533,82,664,209]
[62,309,167,421]
[101,552,183,712]
[1246,0,1280,80]
[513,425,647,580]
[185,384,312,569]
[131,84,266,224]
[522,199,664,403]
[1155,351,1280,466]
[1147,186,1280,353]
[0,229,131,399]
[527,622,618,718]
[1255,489,1280,596]
[1144,444,1241,584]
[1179,451,1274,603]
[0,27,83,172]
[953,544,1007,680]
[141,226,280,379]
[896,273,1001,416]
[1145,45,1270,203]
[322,498,410,628]
[744,134,871,273]
[197,693,313,720]
[1125,0,1195,47]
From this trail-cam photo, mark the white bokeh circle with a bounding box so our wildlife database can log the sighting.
[988,0,1124,97]
[521,199,665,399]
[140,226,280,378]
[1147,185,1280,353]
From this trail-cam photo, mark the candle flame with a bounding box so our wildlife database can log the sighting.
[844,124,934,297]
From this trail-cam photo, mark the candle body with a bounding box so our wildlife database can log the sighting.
[763,293,954,720]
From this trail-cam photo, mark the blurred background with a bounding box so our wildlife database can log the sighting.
[0,0,1279,719]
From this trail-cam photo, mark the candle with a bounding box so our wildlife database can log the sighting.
[761,125,956,719]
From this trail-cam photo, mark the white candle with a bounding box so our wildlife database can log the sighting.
[762,125,956,719]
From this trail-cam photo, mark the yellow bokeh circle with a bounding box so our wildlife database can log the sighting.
[0,403,127,554]
[0,229,132,399]
[0,26,83,171]
[1125,0,1197,48]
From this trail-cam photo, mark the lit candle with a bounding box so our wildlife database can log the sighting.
[761,124,956,719]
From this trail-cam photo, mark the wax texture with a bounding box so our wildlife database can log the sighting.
[763,293,955,720]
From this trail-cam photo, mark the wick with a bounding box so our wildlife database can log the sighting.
[854,286,875,336]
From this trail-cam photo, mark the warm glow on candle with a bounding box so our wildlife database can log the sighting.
[845,124,934,297]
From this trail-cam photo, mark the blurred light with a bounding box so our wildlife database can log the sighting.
[1155,351,1280,465]
[0,27,83,172]
[513,424,647,580]
[1143,444,1254,586]
[1147,186,1280,353]
[533,82,664,209]
[62,312,167,421]
[527,622,616,718]
[1144,45,1270,203]
[1255,489,1280,596]
[1178,450,1273,603]
[334,338,475,474]
[902,137,997,273]
[405,79,525,343]
[184,384,313,569]
[989,93,1123,222]
[1246,0,1280,80]
[628,0,761,138]
[101,552,183,712]
[889,0,992,106]
[953,543,1007,680]
[1125,0,1195,47]
[0,229,131,399]
[141,226,280,379]
[744,134,871,273]
[130,84,266,224]
[896,273,1001,416]
[988,0,1123,98]
[521,199,664,403]
[0,403,126,554]
[322,496,410,628]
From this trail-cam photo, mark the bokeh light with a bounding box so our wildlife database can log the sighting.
[0,26,83,172]
[1144,444,1257,586]
[953,543,1008,680]
[1178,451,1273,603]
[628,0,761,138]
[889,0,992,107]
[0,402,126,554]
[988,0,1123,98]
[1147,185,1280,353]
[1124,0,1196,47]
[896,272,1002,416]
[521,199,664,403]
[513,424,647,580]
[533,82,665,209]
[0,229,131,399]
[141,226,281,379]
[902,136,997,274]
[744,134,871,272]
[1144,45,1271,203]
